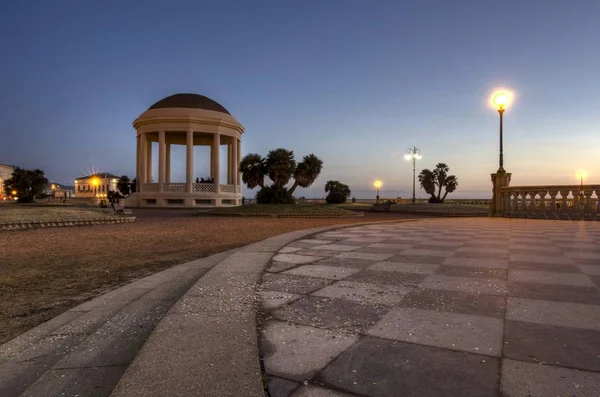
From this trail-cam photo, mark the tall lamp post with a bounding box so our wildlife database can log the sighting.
[404,147,422,204]
[492,91,512,171]
[373,180,382,204]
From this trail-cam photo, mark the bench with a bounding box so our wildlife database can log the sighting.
[372,202,392,211]
[112,203,133,216]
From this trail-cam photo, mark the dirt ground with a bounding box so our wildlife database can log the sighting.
[0,209,424,344]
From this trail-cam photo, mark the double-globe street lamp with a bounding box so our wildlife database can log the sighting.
[404,147,422,204]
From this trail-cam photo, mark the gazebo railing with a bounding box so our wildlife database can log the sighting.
[143,183,159,192]
[194,183,216,193]
[220,184,235,193]
[163,183,186,192]
[499,185,600,220]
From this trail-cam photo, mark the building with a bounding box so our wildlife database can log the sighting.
[74,173,119,199]
[128,93,244,207]
[49,183,75,199]
[0,162,16,198]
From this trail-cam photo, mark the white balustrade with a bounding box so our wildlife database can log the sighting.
[163,183,186,192]
[499,185,600,220]
[143,183,159,192]
[220,184,235,193]
[194,183,216,193]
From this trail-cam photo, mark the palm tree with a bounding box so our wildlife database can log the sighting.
[289,154,323,194]
[265,148,296,186]
[418,163,458,203]
[117,175,131,196]
[240,153,266,189]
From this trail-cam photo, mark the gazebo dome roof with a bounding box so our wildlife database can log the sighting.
[148,93,230,115]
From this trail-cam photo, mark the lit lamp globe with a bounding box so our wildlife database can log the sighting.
[373,180,382,204]
[91,177,100,197]
[492,92,511,110]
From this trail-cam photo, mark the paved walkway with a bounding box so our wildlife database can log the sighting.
[259,219,600,397]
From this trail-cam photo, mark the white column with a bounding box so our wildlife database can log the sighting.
[146,137,153,184]
[212,134,220,193]
[227,142,233,184]
[158,130,166,192]
[186,130,194,193]
[136,134,142,192]
[165,143,171,183]
[232,137,239,187]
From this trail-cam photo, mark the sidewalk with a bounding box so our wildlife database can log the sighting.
[259,218,600,397]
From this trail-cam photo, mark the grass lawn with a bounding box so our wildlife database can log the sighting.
[205,204,360,216]
[0,204,112,222]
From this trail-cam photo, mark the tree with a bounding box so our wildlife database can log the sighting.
[418,163,458,203]
[325,180,351,204]
[265,148,296,187]
[3,167,49,203]
[240,148,323,204]
[289,154,324,195]
[130,178,137,193]
[239,154,266,189]
[117,175,131,196]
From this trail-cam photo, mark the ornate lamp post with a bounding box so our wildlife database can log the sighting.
[404,147,422,204]
[492,91,512,171]
[373,180,382,204]
[578,171,585,189]
[489,89,513,217]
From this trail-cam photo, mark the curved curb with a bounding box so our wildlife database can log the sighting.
[110,219,417,397]
[196,212,364,219]
[0,217,136,231]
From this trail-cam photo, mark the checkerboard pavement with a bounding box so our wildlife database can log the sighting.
[258,218,600,397]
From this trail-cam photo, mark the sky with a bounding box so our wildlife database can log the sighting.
[1,0,598,199]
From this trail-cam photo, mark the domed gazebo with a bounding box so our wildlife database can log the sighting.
[130,93,244,207]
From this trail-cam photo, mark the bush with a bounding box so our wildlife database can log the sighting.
[326,191,348,204]
[17,195,35,203]
[325,180,351,204]
[256,185,295,204]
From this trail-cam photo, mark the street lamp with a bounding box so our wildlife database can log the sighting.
[491,90,513,171]
[373,180,382,203]
[577,171,586,197]
[404,147,422,204]
[91,177,100,198]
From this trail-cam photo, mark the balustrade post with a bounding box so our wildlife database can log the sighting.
[583,189,594,220]
[537,191,547,219]
[490,171,511,217]
[558,190,570,220]
[548,190,558,220]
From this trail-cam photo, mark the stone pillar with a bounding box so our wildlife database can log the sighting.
[227,142,233,184]
[158,130,166,192]
[186,130,194,193]
[490,170,511,217]
[165,143,171,183]
[212,134,220,194]
[146,137,153,184]
[232,137,239,187]
[236,138,242,193]
[136,134,143,192]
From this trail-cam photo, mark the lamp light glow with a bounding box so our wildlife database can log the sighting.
[373,180,382,189]
[490,89,513,110]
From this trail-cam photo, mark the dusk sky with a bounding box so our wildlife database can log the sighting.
[1,1,598,199]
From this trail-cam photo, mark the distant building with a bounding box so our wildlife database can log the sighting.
[49,183,75,199]
[0,162,16,198]
[74,173,120,199]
